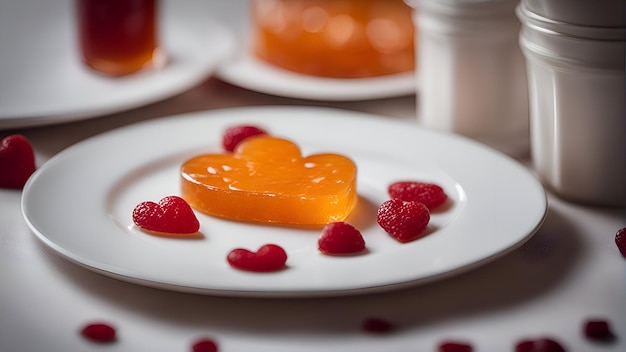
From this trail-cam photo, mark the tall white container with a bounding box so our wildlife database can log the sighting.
[517,2,625,206]
[409,0,529,157]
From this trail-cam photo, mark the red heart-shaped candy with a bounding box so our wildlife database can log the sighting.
[0,134,36,189]
[227,244,287,272]
[318,222,366,255]
[132,196,200,234]
[377,198,430,243]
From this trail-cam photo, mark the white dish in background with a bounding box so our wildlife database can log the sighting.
[0,0,234,129]
[217,54,417,101]
[22,106,547,298]
[214,0,417,101]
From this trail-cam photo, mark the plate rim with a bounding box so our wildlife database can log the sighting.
[21,106,547,298]
[0,5,235,129]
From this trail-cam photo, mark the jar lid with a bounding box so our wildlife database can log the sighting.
[522,0,625,27]
[406,0,519,18]
[517,3,625,40]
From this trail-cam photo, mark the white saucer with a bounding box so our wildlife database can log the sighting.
[214,0,417,101]
[22,106,547,297]
[0,0,234,129]
[217,55,417,101]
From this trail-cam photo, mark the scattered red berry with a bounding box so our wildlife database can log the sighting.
[362,317,394,334]
[0,134,36,189]
[318,222,366,255]
[583,319,615,341]
[439,341,473,352]
[132,196,200,234]
[227,244,287,272]
[615,228,626,258]
[222,125,267,152]
[388,181,448,210]
[376,198,430,243]
[80,322,116,343]
[515,338,566,352]
[192,338,219,352]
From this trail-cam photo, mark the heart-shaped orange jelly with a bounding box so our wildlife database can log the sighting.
[180,136,357,226]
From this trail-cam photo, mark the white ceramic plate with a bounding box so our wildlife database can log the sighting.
[22,106,547,297]
[214,0,417,101]
[0,0,234,129]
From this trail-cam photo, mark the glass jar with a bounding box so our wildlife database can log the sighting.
[77,0,162,76]
[517,1,625,206]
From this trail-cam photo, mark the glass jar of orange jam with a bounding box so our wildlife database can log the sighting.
[76,0,161,76]
[250,0,415,78]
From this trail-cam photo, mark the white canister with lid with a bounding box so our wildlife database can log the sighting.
[408,0,529,157]
[517,2,625,206]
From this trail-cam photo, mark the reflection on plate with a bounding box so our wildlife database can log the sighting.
[214,0,417,101]
[0,0,234,129]
[22,106,546,297]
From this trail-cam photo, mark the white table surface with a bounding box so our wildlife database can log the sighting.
[1,77,625,352]
[1,1,625,350]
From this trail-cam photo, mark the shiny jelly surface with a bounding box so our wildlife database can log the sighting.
[251,0,415,78]
[180,136,357,226]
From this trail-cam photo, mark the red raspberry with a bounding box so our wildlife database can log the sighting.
[439,341,473,352]
[192,338,219,352]
[388,181,448,210]
[515,338,566,352]
[583,319,615,341]
[222,125,267,152]
[615,228,626,258]
[318,222,366,255]
[362,317,394,333]
[80,322,116,343]
[376,198,430,243]
[0,134,36,189]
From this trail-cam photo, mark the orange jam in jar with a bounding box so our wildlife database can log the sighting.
[77,0,160,76]
[180,136,358,227]
[250,0,415,78]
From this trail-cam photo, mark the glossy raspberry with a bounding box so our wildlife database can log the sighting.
[318,222,366,255]
[376,198,430,243]
[388,181,448,209]
[583,319,615,341]
[515,338,566,352]
[222,125,267,152]
[192,338,219,352]
[132,196,200,234]
[227,244,287,272]
[80,322,116,343]
[615,228,626,258]
[439,341,473,352]
[362,317,394,333]
[0,134,36,189]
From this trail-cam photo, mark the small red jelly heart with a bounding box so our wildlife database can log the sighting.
[388,181,448,210]
[222,124,267,152]
[132,196,200,234]
[515,338,566,352]
[80,322,116,343]
[439,341,474,352]
[227,244,287,272]
[0,134,36,189]
[377,198,430,243]
[192,338,219,352]
[318,222,366,255]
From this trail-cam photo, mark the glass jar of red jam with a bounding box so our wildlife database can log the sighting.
[76,0,161,76]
